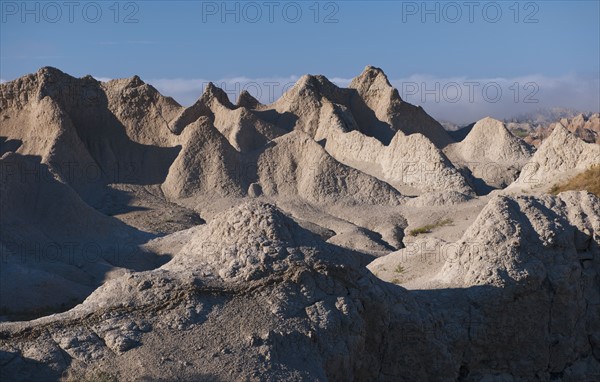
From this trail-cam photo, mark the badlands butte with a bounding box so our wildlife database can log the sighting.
[0,66,599,381]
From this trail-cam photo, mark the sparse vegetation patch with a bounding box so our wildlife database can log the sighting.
[409,218,453,236]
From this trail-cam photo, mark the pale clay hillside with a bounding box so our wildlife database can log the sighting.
[0,66,599,381]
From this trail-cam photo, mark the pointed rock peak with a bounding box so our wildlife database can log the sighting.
[37,66,66,76]
[571,113,586,125]
[126,75,145,87]
[295,74,321,89]
[479,116,502,124]
[195,201,312,250]
[36,66,73,84]
[470,117,510,136]
[288,74,342,103]
[350,65,393,90]
[237,90,260,108]
[219,202,290,231]
[294,73,335,88]
[81,74,99,83]
[163,200,327,279]
[313,74,337,87]
[201,82,234,108]
[549,122,571,139]
[461,117,535,160]
[363,65,387,77]
[313,74,343,95]
[279,75,323,103]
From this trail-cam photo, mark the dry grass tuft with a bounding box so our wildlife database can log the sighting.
[550,164,600,197]
[409,218,453,236]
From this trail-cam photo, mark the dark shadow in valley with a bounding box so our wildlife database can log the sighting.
[0,137,22,156]
[251,109,298,132]
[447,123,475,142]
[0,153,170,320]
[459,167,497,196]
[55,90,181,186]
[0,350,66,382]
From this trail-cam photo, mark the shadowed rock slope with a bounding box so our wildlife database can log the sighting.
[2,197,599,380]
[0,202,449,381]
[370,191,600,380]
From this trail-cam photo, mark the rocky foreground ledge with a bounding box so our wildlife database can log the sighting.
[1,193,599,381]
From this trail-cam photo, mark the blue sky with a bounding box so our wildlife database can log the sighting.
[1,0,599,123]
